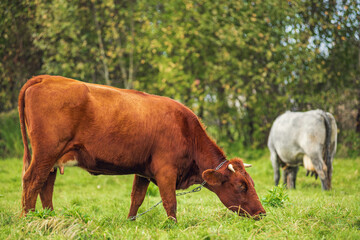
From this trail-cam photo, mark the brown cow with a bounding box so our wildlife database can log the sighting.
[19,75,265,221]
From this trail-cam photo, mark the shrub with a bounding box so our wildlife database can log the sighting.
[0,110,22,159]
[336,130,360,158]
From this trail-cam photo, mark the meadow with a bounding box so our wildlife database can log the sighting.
[0,155,359,239]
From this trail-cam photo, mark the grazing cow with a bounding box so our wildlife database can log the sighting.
[19,75,265,221]
[267,110,337,190]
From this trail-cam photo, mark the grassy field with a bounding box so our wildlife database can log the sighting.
[0,155,359,239]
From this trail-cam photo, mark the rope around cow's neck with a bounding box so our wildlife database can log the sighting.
[128,160,228,221]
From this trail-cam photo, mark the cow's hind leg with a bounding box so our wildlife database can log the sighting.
[22,156,55,215]
[308,153,330,190]
[127,175,150,220]
[39,168,57,210]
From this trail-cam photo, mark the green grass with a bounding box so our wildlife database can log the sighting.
[0,155,359,239]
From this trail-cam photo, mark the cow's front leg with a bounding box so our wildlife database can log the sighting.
[127,175,150,220]
[155,167,177,222]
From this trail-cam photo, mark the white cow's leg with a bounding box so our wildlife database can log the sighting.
[308,152,330,190]
[314,162,330,190]
[270,150,280,186]
[284,166,298,189]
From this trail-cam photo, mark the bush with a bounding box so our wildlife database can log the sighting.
[0,110,23,159]
[336,130,360,158]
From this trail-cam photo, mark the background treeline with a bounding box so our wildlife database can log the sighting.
[0,0,359,158]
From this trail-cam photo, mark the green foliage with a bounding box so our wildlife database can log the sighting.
[0,0,359,152]
[0,0,42,112]
[337,131,360,158]
[146,182,160,197]
[61,207,90,223]
[26,208,56,219]
[261,185,289,208]
[0,110,22,158]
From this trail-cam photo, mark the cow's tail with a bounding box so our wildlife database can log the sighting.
[320,111,332,178]
[18,76,43,177]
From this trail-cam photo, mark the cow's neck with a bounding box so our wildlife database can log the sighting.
[176,139,226,190]
[195,135,227,176]
[175,123,227,189]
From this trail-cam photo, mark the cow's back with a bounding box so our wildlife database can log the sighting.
[23,75,198,175]
[268,110,326,164]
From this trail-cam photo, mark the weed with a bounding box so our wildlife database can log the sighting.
[261,184,289,208]
[61,206,90,223]
[26,208,56,219]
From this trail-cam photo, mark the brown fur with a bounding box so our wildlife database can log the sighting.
[19,75,265,220]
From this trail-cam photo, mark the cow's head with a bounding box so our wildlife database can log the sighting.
[202,158,266,219]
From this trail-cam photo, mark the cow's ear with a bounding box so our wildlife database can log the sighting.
[202,169,224,186]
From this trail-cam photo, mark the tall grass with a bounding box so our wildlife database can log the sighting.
[0,156,359,239]
[0,110,22,158]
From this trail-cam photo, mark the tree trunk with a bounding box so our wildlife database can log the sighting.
[126,11,135,89]
[356,28,360,133]
[92,3,111,86]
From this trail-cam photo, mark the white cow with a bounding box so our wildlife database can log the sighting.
[267,110,337,190]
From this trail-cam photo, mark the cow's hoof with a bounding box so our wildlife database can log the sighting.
[168,216,177,223]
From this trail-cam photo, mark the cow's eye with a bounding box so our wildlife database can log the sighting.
[236,183,247,192]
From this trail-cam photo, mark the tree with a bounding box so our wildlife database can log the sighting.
[1,0,359,154]
[0,0,42,112]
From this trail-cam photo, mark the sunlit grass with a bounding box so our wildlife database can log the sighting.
[0,155,359,239]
